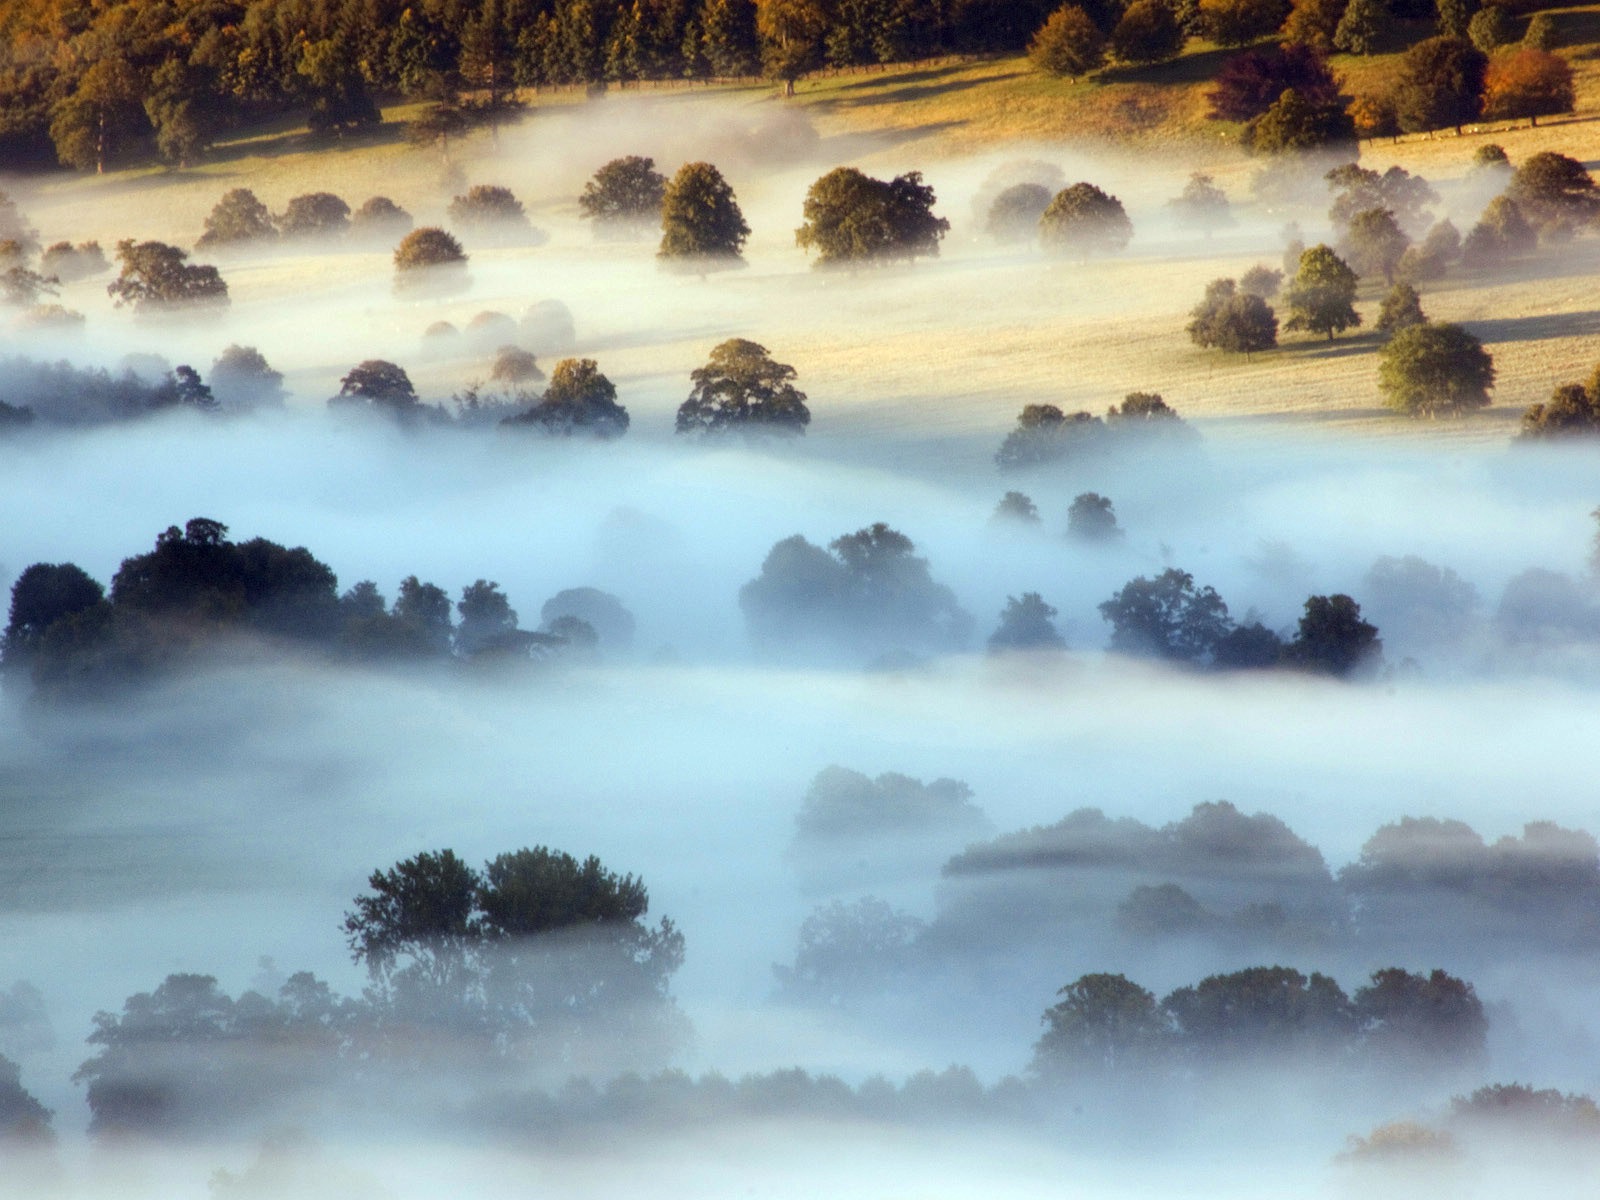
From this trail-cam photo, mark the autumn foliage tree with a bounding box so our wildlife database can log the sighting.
[1483,49,1574,126]
[1029,5,1107,77]
[1110,0,1185,64]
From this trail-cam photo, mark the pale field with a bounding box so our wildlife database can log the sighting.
[6,57,1600,461]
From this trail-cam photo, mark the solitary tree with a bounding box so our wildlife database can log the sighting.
[659,162,750,271]
[106,241,228,314]
[351,197,414,240]
[276,192,351,239]
[1284,244,1360,340]
[329,360,421,418]
[448,185,540,244]
[676,338,809,435]
[1067,492,1123,541]
[992,491,1042,524]
[1033,973,1170,1078]
[580,156,669,238]
[795,168,949,267]
[1467,5,1515,53]
[1029,5,1107,78]
[1378,322,1494,416]
[393,227,470,295]
[1039,183,1133,260]
[986,184,1054,243]
[989,593,1067,651]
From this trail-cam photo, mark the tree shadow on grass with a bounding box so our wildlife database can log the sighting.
[1464,308,1600,344]
[822,63,1001,94]
[1272,332,1382,360]
[810,71,1023,111]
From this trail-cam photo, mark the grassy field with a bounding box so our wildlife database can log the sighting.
[11,27,1600,448]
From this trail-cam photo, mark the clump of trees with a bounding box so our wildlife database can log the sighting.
[740,522,972,659]
[1187,278,1278,357]
[1378,322,1494,417]
[659,162,749,272]
[995,393,1195,470]
[1506,151,1600,241]
[39,241,107,282]
[793,766,993,850]
[0,518,599,700]
[1039,183,1133,260]
[1520,367,1600,441]
[794,168,949,268]
[676,339,809,436]
[580,156,668,239]
[106,240,228,314]
[1461,195,1536,268]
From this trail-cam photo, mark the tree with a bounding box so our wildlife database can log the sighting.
[1199,0,1290,47]
[1523,11,1557,49]
[1067,491,1123,541]
[1206,44,1342,123]
[1243,87,1357,154]
[795,168,950,267]
[1378,322,1494,416]
[1282,0,1345,51]
[1331,0,1391,52]
[995,404,1105,469]
[40,241,108,283]
[1506,151,1600,240]
[1397,218,1460,281]
[756,0,830,93]
[989,593,1067,651]
[394,577,455,655]
[1168,172,1234,236]
[1375,281,1426,334]
[197,189,277,249]
[455,581,521,657]
[1039,182,1132,260]
[1283,244,1359,341]
[0,267,57,309]
[1110,0,1185,64]
[503,358,629,437]
[1098,568,1232,664]
[1467,3,1514,53]
[106,240,228,314]
[1284,593,1382,675]
[49,56,145,174]
[773,897,927,1005]
[1353,968,1486,1064]
[1163,967,1355,1058]
[1461,195,1535,268]
[658,162,750,271]
[1241,265,1283,298]
[2,562,105,672]
[1341,207,1410,283]
[344,849,483,1001]
[1187,278,1279,357]
[448,185,540,244]
[1483,48,1573,127]
[676,338,809,435]
[210,346,286,410]
[580,156,668,238]
[986,183,1054,244]
[1032,974,1170,1078]
[329,360,420,418]
[276,192,351,239]
[0,1054,50,1142]
[702,0,763,75]
[992,491,1042,524]
[490,347,543,386]
[1326,164,1438,237]
[1392,37,1488,134]
[351,197,414,241]
[1029,5,1107,77]
[393,227,470,294]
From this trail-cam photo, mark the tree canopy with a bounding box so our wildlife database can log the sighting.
[794,167,950,267]
[1378,321,1494,416]
[1039,182,1133,259]
[580,156,669,237]
[659,162,750,270]
[676,338,810,436]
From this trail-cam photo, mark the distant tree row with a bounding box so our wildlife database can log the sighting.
[0,0,1061,170]
[0,518,628,700]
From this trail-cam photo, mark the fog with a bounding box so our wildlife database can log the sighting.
[3,88,1600,1197]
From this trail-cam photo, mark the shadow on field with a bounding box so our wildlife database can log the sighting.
[1466,309,1600,343]
[812,67,1015,111]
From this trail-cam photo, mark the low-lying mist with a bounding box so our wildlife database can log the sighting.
[6,88,1600,1198]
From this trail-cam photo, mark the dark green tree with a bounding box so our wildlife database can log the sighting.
[2,563,105,673]
[1187,278,1278,357]
[1032,974,1170,1078]
[1506,151,1600,240]
[502,358,629,438]
[988,592,1067,651]
[1375,281,1425,334]
[658,161,750,271]
[196,189,277,250]
[1378,322,1494,416]
[1067,491,1123,541]
[329,360,420,417]
[995,404,1105,469]
[1110,0,1185,64]
[676,338,809,435]
[1039,182,1133,260]
[1392,37,1488,134]
[1098,568,1232,664]
[579,156,669,238]
[1284,593,1382,675]
[1341,207,1410,283]
[1284,244,1360,340]
[1520,380,1600,440]
[795,168,950,267]
[106,240,228,314]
